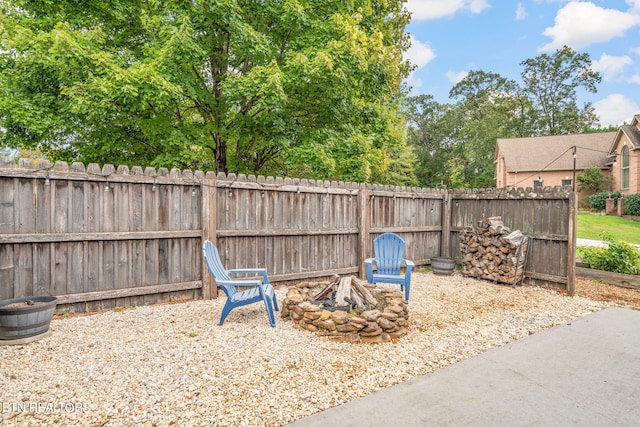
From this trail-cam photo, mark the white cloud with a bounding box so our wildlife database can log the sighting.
[628,0,640,14]
[592,53,633,81]
[515,3,527,20]
[403,35,436,93]
[406,0,490,21]
[539,2,640,51]
[404,35,436,68]
[593,94,639,126]
[446,70,469,83]
[631,46,640,56]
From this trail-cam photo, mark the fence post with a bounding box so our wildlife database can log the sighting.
[617,195,626,215]
[441,191,452,258]
[605,197,616,215]
[201,172,217,299]
[357,186,370,280]
[567,191,577,296]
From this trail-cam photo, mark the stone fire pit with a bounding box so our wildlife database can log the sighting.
[281,276,409,343]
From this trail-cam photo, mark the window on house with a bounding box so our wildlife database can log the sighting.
[561,179,572,187]
[622,146,630,189]
[533,179,543,188]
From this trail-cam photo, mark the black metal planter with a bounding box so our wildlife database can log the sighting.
[0,296,57,344]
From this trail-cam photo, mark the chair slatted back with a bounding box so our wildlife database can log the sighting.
[373,233,405,275]
[203,241,236,297]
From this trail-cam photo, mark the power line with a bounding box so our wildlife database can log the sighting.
[516,147,574,185]
[515,143,635,190]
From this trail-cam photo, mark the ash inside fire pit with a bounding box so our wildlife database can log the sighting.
[281,275,409,344]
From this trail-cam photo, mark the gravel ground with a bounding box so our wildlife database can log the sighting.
[576,277,640,309]
[0,272,614,426]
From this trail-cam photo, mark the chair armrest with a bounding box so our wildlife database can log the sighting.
[227,268,270,284]
[215,279,263,288]
[364,258,376,283]
[216,279,268,302]
[404,260,415,279]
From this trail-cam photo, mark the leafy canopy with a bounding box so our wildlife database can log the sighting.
[520,45,600,135]
[0,0,411,182]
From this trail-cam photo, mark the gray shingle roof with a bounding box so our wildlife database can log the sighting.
[496,132,616,173]
[617,124,640,149]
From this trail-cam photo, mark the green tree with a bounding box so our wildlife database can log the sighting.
[577,166,613,193]
[448,70,529,188]
[370,144,419,187]
[405,49,604,190]
[582,124,619,133]
[0,0,411,182]
[403,94,457,187]
[520,45,601,135]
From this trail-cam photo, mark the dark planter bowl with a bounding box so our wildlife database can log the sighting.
[0,296,57,340]
[431,257,456,275]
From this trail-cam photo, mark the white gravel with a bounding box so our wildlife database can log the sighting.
[0,272,609,426]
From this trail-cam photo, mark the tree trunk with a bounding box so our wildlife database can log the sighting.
[214,132,227,173]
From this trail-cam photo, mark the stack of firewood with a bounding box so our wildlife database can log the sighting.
[459,216,529,286]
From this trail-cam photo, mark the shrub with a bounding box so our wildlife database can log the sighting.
[577,246,606,267]
[577,167,613,193]
[588,191,621,211]
[624,194,640,216]
[578,197,592,210]
[577,233,640,275]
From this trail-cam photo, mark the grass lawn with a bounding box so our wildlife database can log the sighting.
[577,212,640,244]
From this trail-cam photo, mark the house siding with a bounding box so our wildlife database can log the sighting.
[496,118,640,199]
[495,131,615,196]
[632,147,640,195]
[500,169,610,197]
[495,156,507,188]
[609,125,640,196]
[610,159,620,193]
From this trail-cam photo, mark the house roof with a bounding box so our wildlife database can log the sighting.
[619,124,640,148]
[495,132,616,173]
[609,114,640,153]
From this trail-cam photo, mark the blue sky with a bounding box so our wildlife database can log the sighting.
[403,0,640,127]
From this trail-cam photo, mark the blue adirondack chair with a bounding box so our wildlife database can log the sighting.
[365,233,415,301]
[203,240,278,327]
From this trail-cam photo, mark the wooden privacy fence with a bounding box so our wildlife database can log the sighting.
[0,158,204,313]
[0,158,575,312]
[447,188,576,294]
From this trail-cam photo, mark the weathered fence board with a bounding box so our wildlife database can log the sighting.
[367,188,445,265]
[0,159,203,312]
[214,174,364,283]
[449,187,574,291]
[0,157,575,312]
